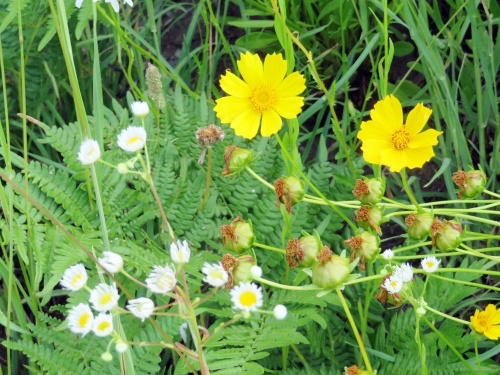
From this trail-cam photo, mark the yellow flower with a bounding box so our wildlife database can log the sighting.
[470,304,500,340]
[357,95,442,172]
[214,52,306,139]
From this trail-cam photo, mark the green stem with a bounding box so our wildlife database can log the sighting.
[430,273,500,292]
[245,166,275,190]
[90,164,110,251]
[424,304,470,325]
[336,289,373,374]
[254,277,321,291]
[200,147,213,211]
[400,168,423,212]
[253,242,286,254]
[483,189,500,199]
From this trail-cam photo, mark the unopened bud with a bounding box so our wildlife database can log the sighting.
[355,205,384,232]
[222,146,255,177]
[286,232,321,268]
[220,218,255,253]
[352,178,385,205]
[274,176,305,214]
[345,231,380,270]
[452,169,487,199]
[431,219,464,251]
[117,163,129,174]
[405,212,433,240]
[232,256,255,284]
[311,247,351,288]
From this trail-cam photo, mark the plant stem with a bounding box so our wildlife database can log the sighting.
[253,242,286,254]
[200,147,213,211]
[336,289,373,374]
[90,164,110,251]
[400,168,423,212]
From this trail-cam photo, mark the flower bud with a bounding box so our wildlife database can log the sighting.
[286,232,322,268]
[431,219,464,251]
[311,247,351,288]
[355,205,383,232]
[222,146,255,177]
[405,212,433,240]
[352,178,385,204]
[101,352,113,362]
[345,231,381,270]
[116,163,129,174]
[274,176,305,214]
[452,170,487,199]
[220,217,255,253]
[232,256,255,285]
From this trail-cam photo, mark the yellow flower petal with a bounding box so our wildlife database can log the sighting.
[260,110,282,136]
[484,326,500,340]
[263,53,287,89]
[214,96,252,123]
[220,71,251,98]
[405,102,433,136]
[360,139,392,164]
[408,129,442,148]
[358,120,394,141]
[405,147,435,169]
[380,148,408,172]
[369,95,403,133]
[276,72,306,97]
[231,109,261,139]
[237,52,263,89]
[274,96,304,119]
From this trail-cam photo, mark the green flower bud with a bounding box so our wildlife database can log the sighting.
[431,218,464,251]
[274,176,305,213]
[286,231,322,268]
[221,218,255,253]
[405,212,433,240]
[452,170,487,199]
[312,247,351,288]
[345,231,381,270]
[222,146,255,177]
[117,163,129,174]
[353,178,385,205]
[232,256,255,285]
[355,205,384,232]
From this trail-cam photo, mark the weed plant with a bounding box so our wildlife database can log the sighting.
[0,0,499,374]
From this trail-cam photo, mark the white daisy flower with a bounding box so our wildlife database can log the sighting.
[421,256,440,273]
[273,304,287,320]
[170,240,191,264]
[67,303,94,336]
[383,275,403,294]
[77,139,101,165]
[117,126,147,152]
[131,101,149,117]
[146,265,177,294]
[126,297,155,321]
[381,249,394,260]
[393,263,413,283]
[98,251,123,274]
[89,283,120,312]
[60,264,88,291]
[115,340,128,353]
[250,266,262,279]
[93,312,114,337]
[230,282,263,312]
[201,262,228,287]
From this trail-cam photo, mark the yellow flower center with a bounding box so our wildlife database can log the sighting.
[127,136,140,145]
[390,280,399,289]
[71,274,83,287]
[391,127,410,150]
[475,316,490,333]
[97,321,111,332]
[79,313,91,328]
[249,85,276,113]
[425,261,434,269]
[99,293,113,306]
[239,291,257,307]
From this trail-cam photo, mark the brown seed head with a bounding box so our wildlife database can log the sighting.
[344,365,360,375]
[286,238,304,268]
[353,179,369,199]
[316,246,333,264]
[220,224,237,245]
[222,146,238,176]
[452,170,468,198]
[430,218,443,246]
[344,236,363,250]
[274,178,294,214]
[196,124,225,147]
[405,212,417,226]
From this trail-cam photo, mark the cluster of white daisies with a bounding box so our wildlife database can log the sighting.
[381,249,441,295]
[62,239,287,351]
[77,101,149,166]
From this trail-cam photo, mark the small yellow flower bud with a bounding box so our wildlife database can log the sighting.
[311,247,351,288]
[222,146,255,177]
[274,176,305,214]
[220,218,255,254]
[452,169,487,199]
[352,178,385,205]
[431,219,464,251]
[405,212,433,240]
